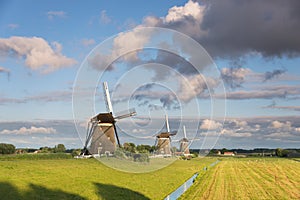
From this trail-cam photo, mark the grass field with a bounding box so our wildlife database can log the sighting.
[0,154,216,200]
[1,155,299,200]
[180,157,300,200]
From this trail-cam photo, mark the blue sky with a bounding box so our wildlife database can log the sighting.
[0,0,300,149]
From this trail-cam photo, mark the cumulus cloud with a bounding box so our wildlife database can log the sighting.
[0,126,57,135]
[178,74,219,102]
[198,0,300,58]
[268,120,292,131]
[143,0,300,58]
[200,119,222,130]
[47,11,66,20]
[0,36,76,73]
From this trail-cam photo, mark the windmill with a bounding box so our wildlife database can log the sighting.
[154,114,177,156]
[179,125,190,156]
[81,82,136,156]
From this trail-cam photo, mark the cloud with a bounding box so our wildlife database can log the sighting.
[81,38,95,47]
[0,90,72,105]
[0,36,77,73]
[263,101,300,112]
[178,74,219,102]
[221,67,251,89]
[220,85,300,100]
[263,69,287,82]
[0,126,57,135]
[141,0,300,58]
[47,11,66,20]
[268,120,292,130]
[100,10,111,24]
[0,66,10,80]
[200,119,222,130]
[8,24,19,29]
[197,0,300,58]
[221,129,252,137]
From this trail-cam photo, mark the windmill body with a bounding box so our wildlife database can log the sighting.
[155,114,176,156]
[82,82,136,156]
[178,125,191,156]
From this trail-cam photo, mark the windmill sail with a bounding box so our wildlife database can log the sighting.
[103,82,113,114]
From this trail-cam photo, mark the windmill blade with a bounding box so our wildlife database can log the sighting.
[114,108,137,120]
[183,125,187,138]
[103,82,114,114]
[112,122,121,147]
[165,114,170,133]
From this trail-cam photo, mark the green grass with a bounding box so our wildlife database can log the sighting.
[180,157,300,200]
[0,155,216,199]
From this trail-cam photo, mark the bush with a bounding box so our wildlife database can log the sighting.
[0,143,16,154]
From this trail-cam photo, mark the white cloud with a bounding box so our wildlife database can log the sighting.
[178,74,219,102]
[221,129,252,137]
[221,67,252,88]
[0,36,77,73]
[269,120,292,130]
[47,11,66,20]
[81,38,95,47]
[231,119,248,127]
[165,0,204,23]
[100,10,111,24]
[200,119,222,130]
[0,126,57,135]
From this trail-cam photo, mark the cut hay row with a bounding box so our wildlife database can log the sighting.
[180,158,300,200]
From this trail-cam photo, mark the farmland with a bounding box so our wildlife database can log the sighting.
[0,156,299,200]
[181,157,300,200]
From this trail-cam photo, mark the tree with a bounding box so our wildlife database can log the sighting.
[275,148,289,157]
[123,143,136,153]
[136,144,152,153]
[54,144,66,153]
[0,143,15,154]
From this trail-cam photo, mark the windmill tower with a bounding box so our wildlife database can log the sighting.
[154,114,176,156]
[179,125,190,156]
[82,82,136,156]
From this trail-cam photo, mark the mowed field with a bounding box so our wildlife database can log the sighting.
[181,157,300,200]
[1,156,299,200]
[0,155,216,200]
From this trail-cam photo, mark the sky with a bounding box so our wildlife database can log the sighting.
[0,0,300,149]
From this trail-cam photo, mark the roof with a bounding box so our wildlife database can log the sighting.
[156,132,172,138]
[92,113,115,123]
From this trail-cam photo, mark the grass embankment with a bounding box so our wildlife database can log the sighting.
[0,154,216,199]
[180,157,300,200]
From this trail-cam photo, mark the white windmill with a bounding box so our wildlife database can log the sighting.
[82,82,136,156]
